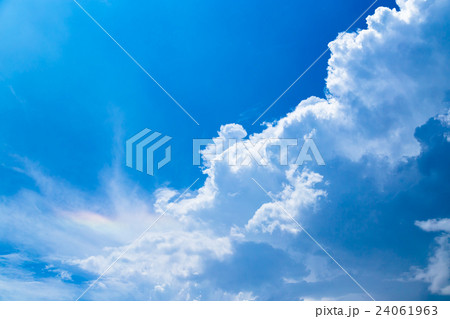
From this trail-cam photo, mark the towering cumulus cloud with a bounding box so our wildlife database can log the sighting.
[0,0,449,300]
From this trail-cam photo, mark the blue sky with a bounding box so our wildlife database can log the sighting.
[1,0,449,300]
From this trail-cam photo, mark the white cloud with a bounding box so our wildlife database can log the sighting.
[71,230,232,300]
[218,124,248,140]
[323,0,450,158]
[63,0,450,298]
[413,219,450,295]
[246,167,326,234]
[0,253,76,300]
[415,219,450,233]
[242,0,450,163]
[179,0,450,240]
[2,0,450,300]
[0,160,232,299]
